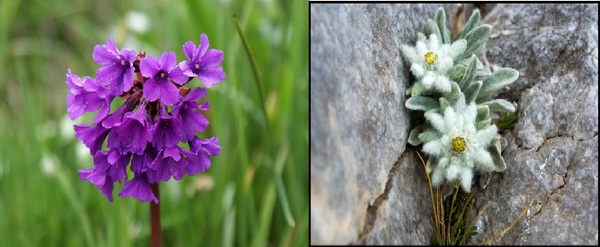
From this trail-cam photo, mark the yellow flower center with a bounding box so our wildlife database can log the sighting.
[424,51,437,65]
[451,136,466,153]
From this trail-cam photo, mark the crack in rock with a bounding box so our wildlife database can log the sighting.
[355,152,407,244]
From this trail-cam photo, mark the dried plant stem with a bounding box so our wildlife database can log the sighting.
[447,185,460,242]
[150,183,162,247]
[416,151,440,239]
[484,203,531,245]
[462,199,492,244]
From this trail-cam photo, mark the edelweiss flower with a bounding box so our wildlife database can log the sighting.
[422,95,497,192]
[400,34,466,93]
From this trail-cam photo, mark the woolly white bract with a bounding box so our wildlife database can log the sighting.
[401,7,518,193]
[400,34,466,93]
[423,95,497,192]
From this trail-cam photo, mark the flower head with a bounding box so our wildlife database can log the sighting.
[140,52,189,106]
[422,95,497,192]
[68,35,224,203]
[93,38,137,96]
[179,34,225,88]
[400,34,466,93]
[66,69,113,122]
[171,87,209,142]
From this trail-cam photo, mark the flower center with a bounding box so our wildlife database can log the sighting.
[120,60,126,65]
[160,72,166,78]
[424,51,437,65]
[195,64,200,69]
[451,136,466,153]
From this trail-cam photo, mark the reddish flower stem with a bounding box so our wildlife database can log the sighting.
[150,183,162,247]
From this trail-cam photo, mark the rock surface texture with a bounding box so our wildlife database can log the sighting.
[471,4,598,245]
[310,3,598,245]
[310,4,457,245]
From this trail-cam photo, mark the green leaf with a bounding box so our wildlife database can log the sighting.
[411,82,427,96]
[478,68,519,101]
[418,127,441,143]
[445,81,462,99]
[459,55,477,90]
[427,19,442,41]
[496,111,518,131]
[405,96,440,111]
[464,80,482,103]
[476,118,491,130]
[447,64,467,82]
[434,7,450,44]
[476,105,490,123]
[408,124,426,146]
[488,137,507,172]
[456,9,480,40]
[439,97,450,111]
[458,25,491,61]
[474,56,492,77]
[417,32,427,43]
[482,99,515,113]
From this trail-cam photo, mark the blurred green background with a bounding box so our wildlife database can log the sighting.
[0,0,307,246]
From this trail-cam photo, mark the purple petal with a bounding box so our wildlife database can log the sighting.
[159,52,177,71]
[187,87,206,101]
[121,49,137,62]
[78,168,94,180]
[202,137,221,156]
[118,173,158,203]
[183,41,197,61]
[66,69,84,94]
[143,77,161,102]
[198,66,225,88]
[198,101,209,111]
[121,66,135,93]
[168,67,189,85]
[93,39,118,66]
[101,180,115,202]
[198,34,209,58]
[96,64,122,87]
[102,100,132,128]
[92,100,112,123]
[140,56,159,77]
[159,81,181,106]
[179,60,196,77]
[163,147,181,161]
[151,112,181,149]
[201,49,224,68]
[107,106,150,154]
[74,124,110,155]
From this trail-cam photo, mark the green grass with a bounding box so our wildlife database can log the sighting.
[0,0,308,246]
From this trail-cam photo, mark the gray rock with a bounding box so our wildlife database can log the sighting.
[471,4,598,245]
[310,4,457,245]
[310,3,598,245]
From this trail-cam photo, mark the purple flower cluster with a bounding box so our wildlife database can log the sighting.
[67,34,225,203]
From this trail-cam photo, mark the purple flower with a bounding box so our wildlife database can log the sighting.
[131,144,159,174]
[147,146,190,182]
[78,150,131,202]
[151,108,181,150]
[187,137,221,176]
[119,173,158,203]
[66,69,113,122]
[70,35,225,203]
[140,52,189,106]
[172,88,209,142]
[74,123,110,155]
[107,104,151,154]
[180,34,225,88]
[93,38,136,96]
[101,96,138,128]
